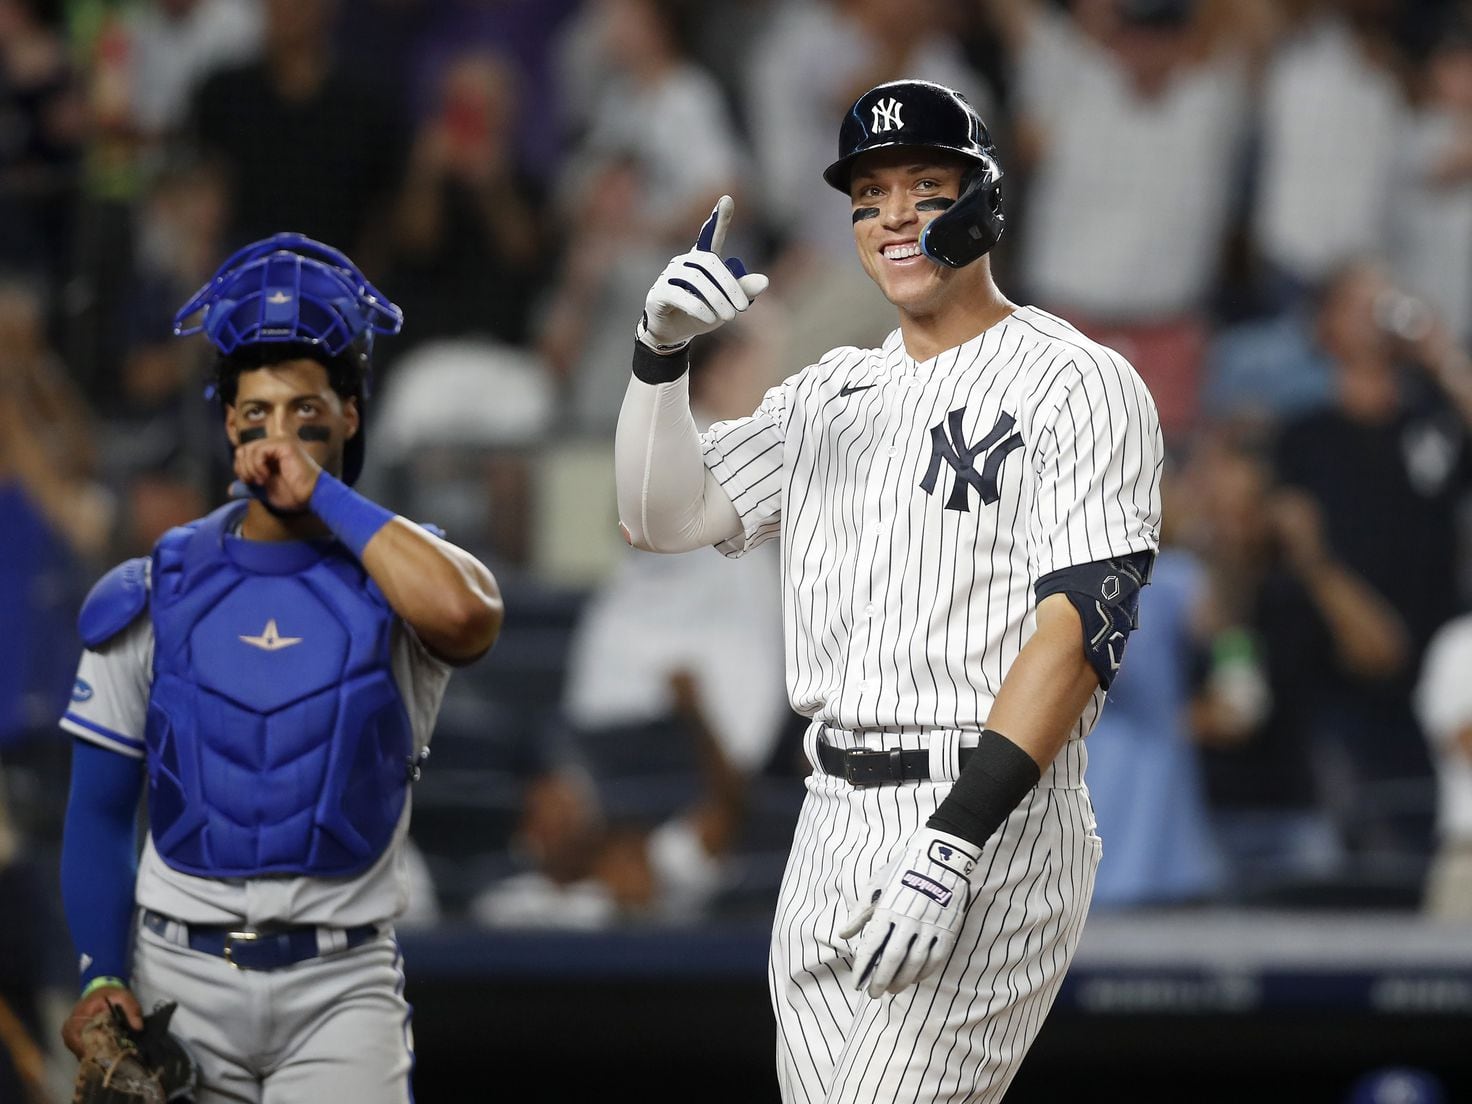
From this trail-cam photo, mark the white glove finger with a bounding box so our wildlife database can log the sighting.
[851,921,892,993]
[914,935,953,987]
[886,934,938,995]
[866,926,915,999]
[737,272,769,301]
[677,260,746,316]
[657,284,719,327]
[695,194,735,256]
[836,901,873,941]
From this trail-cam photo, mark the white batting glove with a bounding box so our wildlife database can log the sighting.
[838,827,984,999]
[636,195,769,352]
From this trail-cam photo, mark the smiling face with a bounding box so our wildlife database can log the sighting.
[847,147,976,317]
[225,358,358,478]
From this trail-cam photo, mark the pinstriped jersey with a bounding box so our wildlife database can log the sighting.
[700,305,1162,737]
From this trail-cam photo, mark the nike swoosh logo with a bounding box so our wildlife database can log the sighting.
[839,383,877,397]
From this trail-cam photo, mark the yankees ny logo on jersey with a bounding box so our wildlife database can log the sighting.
[919,408,1023,511]
[871,98,903,133]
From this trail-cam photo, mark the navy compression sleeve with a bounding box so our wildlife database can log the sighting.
[61,739,144,987]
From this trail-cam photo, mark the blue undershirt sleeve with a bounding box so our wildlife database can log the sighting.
[61,739,145,988]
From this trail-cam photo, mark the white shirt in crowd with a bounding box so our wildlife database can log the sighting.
[1415,614,1472,843]
[1389,109,1472,345]
[1013,8,1249,320]
[1252,16,1406,283]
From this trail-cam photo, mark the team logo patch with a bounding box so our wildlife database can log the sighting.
[239,619,303,652]
[72,678,93,703]
[919,408,1024,512]
[900,869,953,907]
[871,97,904,133]
[928,840,977,877]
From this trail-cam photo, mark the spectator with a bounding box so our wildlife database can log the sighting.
[1184,428,1350,897]
[124,0,263,145]
[411,0,580,183]
[190,0,407,258]
[1085,492,1226,909]
[1388,11,1472,347]
[540,0,744,433]
[1271,262,1472,863]
[562,327,787,779]
[474,326,788,927]
[0,0,83,294]
[1252,0,1408,301]
[993,0,1269,438]
[471,670,756,927]
[746,0,988,267]
[385,50,548,355]
[1415,611,1472,921]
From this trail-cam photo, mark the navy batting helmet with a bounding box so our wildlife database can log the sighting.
[823,80,1004,269]
[173,233,403,486]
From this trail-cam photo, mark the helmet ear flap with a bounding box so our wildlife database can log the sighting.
[918,155,1005,268]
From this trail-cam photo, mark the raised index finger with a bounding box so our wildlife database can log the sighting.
[695,195,734,255]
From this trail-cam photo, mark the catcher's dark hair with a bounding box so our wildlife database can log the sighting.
[211,341,368,407]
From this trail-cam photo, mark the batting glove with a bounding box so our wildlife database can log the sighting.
[636,195,769,353]
[838,827,984,999]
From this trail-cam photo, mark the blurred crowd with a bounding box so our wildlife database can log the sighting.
[2,0,1472,1016]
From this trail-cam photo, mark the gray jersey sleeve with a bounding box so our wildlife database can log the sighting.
[60,617,154,759]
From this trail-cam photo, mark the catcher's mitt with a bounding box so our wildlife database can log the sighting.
[72,1002,194,1104]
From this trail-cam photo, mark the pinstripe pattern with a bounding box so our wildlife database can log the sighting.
[704,307,1160,1103]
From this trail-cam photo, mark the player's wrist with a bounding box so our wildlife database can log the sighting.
[926,729,1042,850]
[635,315,692,356]
[80,975,128,999]
[632,334,692,385]
[308,471,395,559]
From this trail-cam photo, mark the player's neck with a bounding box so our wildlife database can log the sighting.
[896,276,1017,363]
[240,500,331,543]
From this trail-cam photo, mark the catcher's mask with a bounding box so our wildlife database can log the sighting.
[823,79,1004,269]
[172,232,403,486]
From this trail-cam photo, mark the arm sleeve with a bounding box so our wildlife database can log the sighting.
[1026,350,1164,579]
[614,372,744,553]
[61,740,145,987]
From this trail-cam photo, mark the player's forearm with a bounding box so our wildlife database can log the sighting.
[61,741,144,987]
[359,520,503,663]
[986,593,1101,770]
[926,595,1097,848]
[614,356,741,552]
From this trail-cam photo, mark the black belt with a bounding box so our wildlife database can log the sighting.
[142,910,380,971]
[816,738,975,787]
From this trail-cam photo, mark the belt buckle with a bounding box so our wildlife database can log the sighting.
[223,930,262,971]
[843,749,902,788]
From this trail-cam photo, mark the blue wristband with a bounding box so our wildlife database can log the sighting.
[309,471,395,558]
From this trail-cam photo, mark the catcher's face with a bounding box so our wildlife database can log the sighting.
[225,359,358,478]
[848,149,973,317]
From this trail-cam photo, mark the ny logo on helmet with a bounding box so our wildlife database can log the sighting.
[871,98,904,133]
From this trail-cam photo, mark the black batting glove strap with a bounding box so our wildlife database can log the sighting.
[632,337,692,385]
[926,728,1042,848]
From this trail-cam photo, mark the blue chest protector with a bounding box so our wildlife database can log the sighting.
[143,502,413,879]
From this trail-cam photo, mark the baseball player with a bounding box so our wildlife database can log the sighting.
[614,79,1162,1101]
[56,234,503,1103]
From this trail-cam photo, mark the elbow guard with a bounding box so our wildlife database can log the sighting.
[1035,551,1155,689]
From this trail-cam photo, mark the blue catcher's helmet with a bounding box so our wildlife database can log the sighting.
[172,233,404,485]
[823,80,1004,269]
